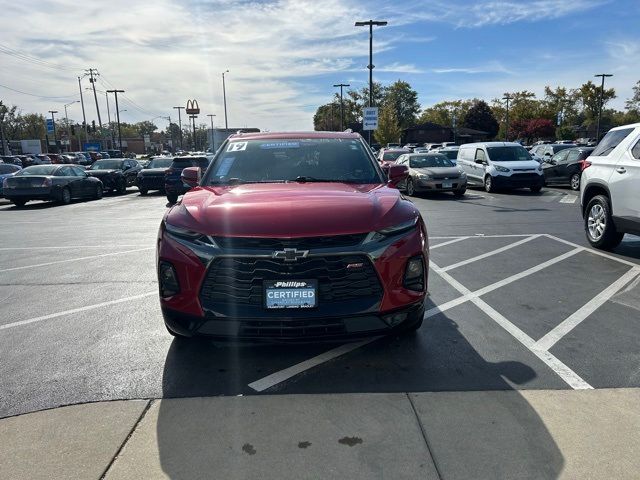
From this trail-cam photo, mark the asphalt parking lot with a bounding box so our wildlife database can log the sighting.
[0,187,639,419]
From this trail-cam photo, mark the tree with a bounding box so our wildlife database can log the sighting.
[625,80,640,114]
[17,113,46,139]
[313,103,340,131]
[462,100,499,138]
[374,103,402,146]
[383,80,420,129]
[510,118,555,144]
[134,121,158,137]
[577,81,616,124]
[418,99,475,127]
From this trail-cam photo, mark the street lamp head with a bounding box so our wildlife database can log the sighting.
[594,73,613,78]
[355,20,387,26]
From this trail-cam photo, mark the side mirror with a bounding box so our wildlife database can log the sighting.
[387,164,409,187]
[181,167,200,188]
[474,159,486,165]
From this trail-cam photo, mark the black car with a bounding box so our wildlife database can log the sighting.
[542,147,594,190]
[164,156,210,204]
[86,158,142,194]
[136,157,173,195]
[1,155,23,167]
[3,165,103,207]
[106,150,123,158]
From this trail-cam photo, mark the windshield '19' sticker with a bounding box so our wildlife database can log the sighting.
[227,142,247,152]
[216,157,235,177]
[259,142,300,149]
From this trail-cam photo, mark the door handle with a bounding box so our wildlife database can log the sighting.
[616,167,626,174]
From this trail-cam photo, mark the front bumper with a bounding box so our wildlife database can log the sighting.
[492,174,544,189]
[162,301,425,341]
[137,176,165,191]
[414,176,467,192]
[157,223,429,340]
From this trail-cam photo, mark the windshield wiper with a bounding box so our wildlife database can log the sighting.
[289,176,345,183]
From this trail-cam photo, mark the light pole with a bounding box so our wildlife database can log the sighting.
[63,101,79,152]
[594,73,613,142]
[207,114,216,150]
[222,70,229,129]
[333,83,350,131]
[190,115,198,150]
[503,93,512,141]
[173,106,184,149]
[107,89,125,151]
[48,110,58,141]
[355,20,387,144]
[77,76,88,144]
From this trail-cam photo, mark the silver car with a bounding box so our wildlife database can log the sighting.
[395,153,467,197]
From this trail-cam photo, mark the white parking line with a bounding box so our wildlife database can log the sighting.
[430,237,469,249]
[543,234,640,268]
[0,247,154,273]
[0,245,146,251]
[535,267,640,351]
[430,234,534,240]
[431,261,593,390]
[559,195,578,204]
[439,235,540,272]
[0,291,157,332]
[248,337,380,392]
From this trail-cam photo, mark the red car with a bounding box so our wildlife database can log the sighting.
[157,131,429,340]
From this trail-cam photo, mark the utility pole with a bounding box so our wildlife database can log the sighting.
[503,93,512,142]
[107,89,125,151]
[190,115,198,150]
[173,106,184,149]
[0,104,7,155]
[63,101,79,152]
[78,76,88,146]
[86,68,102,127]
[594,73,613,142]
[355,20,387,145]
[104,91,114,148]
[207,114,216,150]
[222,70,229,130]
[333,83,350,131]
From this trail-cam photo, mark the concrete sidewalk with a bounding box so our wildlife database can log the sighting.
[1,389,639,480]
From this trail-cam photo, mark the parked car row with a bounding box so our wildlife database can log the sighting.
[1,154,213,207]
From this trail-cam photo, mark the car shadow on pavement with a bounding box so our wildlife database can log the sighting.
[156,311,565,479]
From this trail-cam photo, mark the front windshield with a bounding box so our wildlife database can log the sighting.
[15,165,57,176]
[148,158,173,169]
[204,138,380,185]
[410,155,454,168]
[441,150,459,160]
[89,160,124,170]
[487,146,532,162]
[0,165,19,174]
[382,151,405,161]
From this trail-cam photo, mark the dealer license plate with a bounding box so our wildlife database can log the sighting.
[442,180,453,188]
[264,280,318,309]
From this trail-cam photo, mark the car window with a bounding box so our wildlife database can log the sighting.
[632,139,640,160]
[16,165,58,176]
[410,155,454,168]
[0,164,19,174]
[475,149,486,161]
[552,150,570,163]
[71,167,86,176]
[57,167,72,176]
[486,146,531,162]
[565,150,580,163]
[592,128,634,156]
[204,137,381,185]
[382,151,404,161]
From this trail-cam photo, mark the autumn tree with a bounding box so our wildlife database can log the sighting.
[374,103,402,146]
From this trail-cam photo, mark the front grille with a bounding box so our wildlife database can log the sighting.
[213,233,367,250]
[511,173,540,180]
[238,317,348,337]
[200,254,383,307]
[431,175,459,180]
[139,176,165,188]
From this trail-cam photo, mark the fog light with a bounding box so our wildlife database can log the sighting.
[159,261,180,297]
[404,256,425,291]
[382,312,408,327]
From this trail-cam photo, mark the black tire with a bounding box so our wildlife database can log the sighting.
[139,188,148,196]
[453,187,466,197]
[12,199,27,207]
[570,173,581,191]
[116,178,127,194]
[167,193,178,205]
[94,184,103,200]
[406,178,416,196]
[584,194,624,250]
[484,175,495,193]
[530,185,542,193]
[60,187,71,205]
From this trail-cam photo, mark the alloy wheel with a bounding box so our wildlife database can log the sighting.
[587,203,606,241]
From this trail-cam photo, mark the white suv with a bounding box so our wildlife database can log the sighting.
[580,123,640,249]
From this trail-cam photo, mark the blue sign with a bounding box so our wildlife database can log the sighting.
[83,142,102,151]
[46,118,54,134]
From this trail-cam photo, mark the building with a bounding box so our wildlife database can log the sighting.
[401,122,491,145]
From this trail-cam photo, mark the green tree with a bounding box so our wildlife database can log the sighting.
[134,121,158,137]
[383,80,420,129]
[625,80,640,114]
[577,81,616,124]
[313,103,340,131]
[374,103,402,146]
[462,100,499,138]
[17,113,46,139]
[418,99,475,127]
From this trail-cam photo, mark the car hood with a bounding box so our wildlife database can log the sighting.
[165,182,417,237]
[413,167,461,177]
[86,169,119,176]
[490,160,540,170]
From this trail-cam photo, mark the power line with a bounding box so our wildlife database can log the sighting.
[0,82,78,99]
[0,43,83,72]
[98,76,160,117]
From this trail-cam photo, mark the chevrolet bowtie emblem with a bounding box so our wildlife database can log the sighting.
[272,248,309,262]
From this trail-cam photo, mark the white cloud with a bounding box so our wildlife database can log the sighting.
[432,61,514,74]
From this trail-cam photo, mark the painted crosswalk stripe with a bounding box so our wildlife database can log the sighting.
[559,195,578,204]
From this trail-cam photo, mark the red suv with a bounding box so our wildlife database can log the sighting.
[157,132,429,340]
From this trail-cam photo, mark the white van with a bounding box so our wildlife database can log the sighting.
[457,142,544,192]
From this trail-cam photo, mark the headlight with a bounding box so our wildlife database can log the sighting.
[415,173,430,180]
[495,165,510,173]
[164,220,218,247]
[365,217,419,243]
[458,170,466,177]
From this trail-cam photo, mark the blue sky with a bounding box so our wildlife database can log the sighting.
[1,0,639,131]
